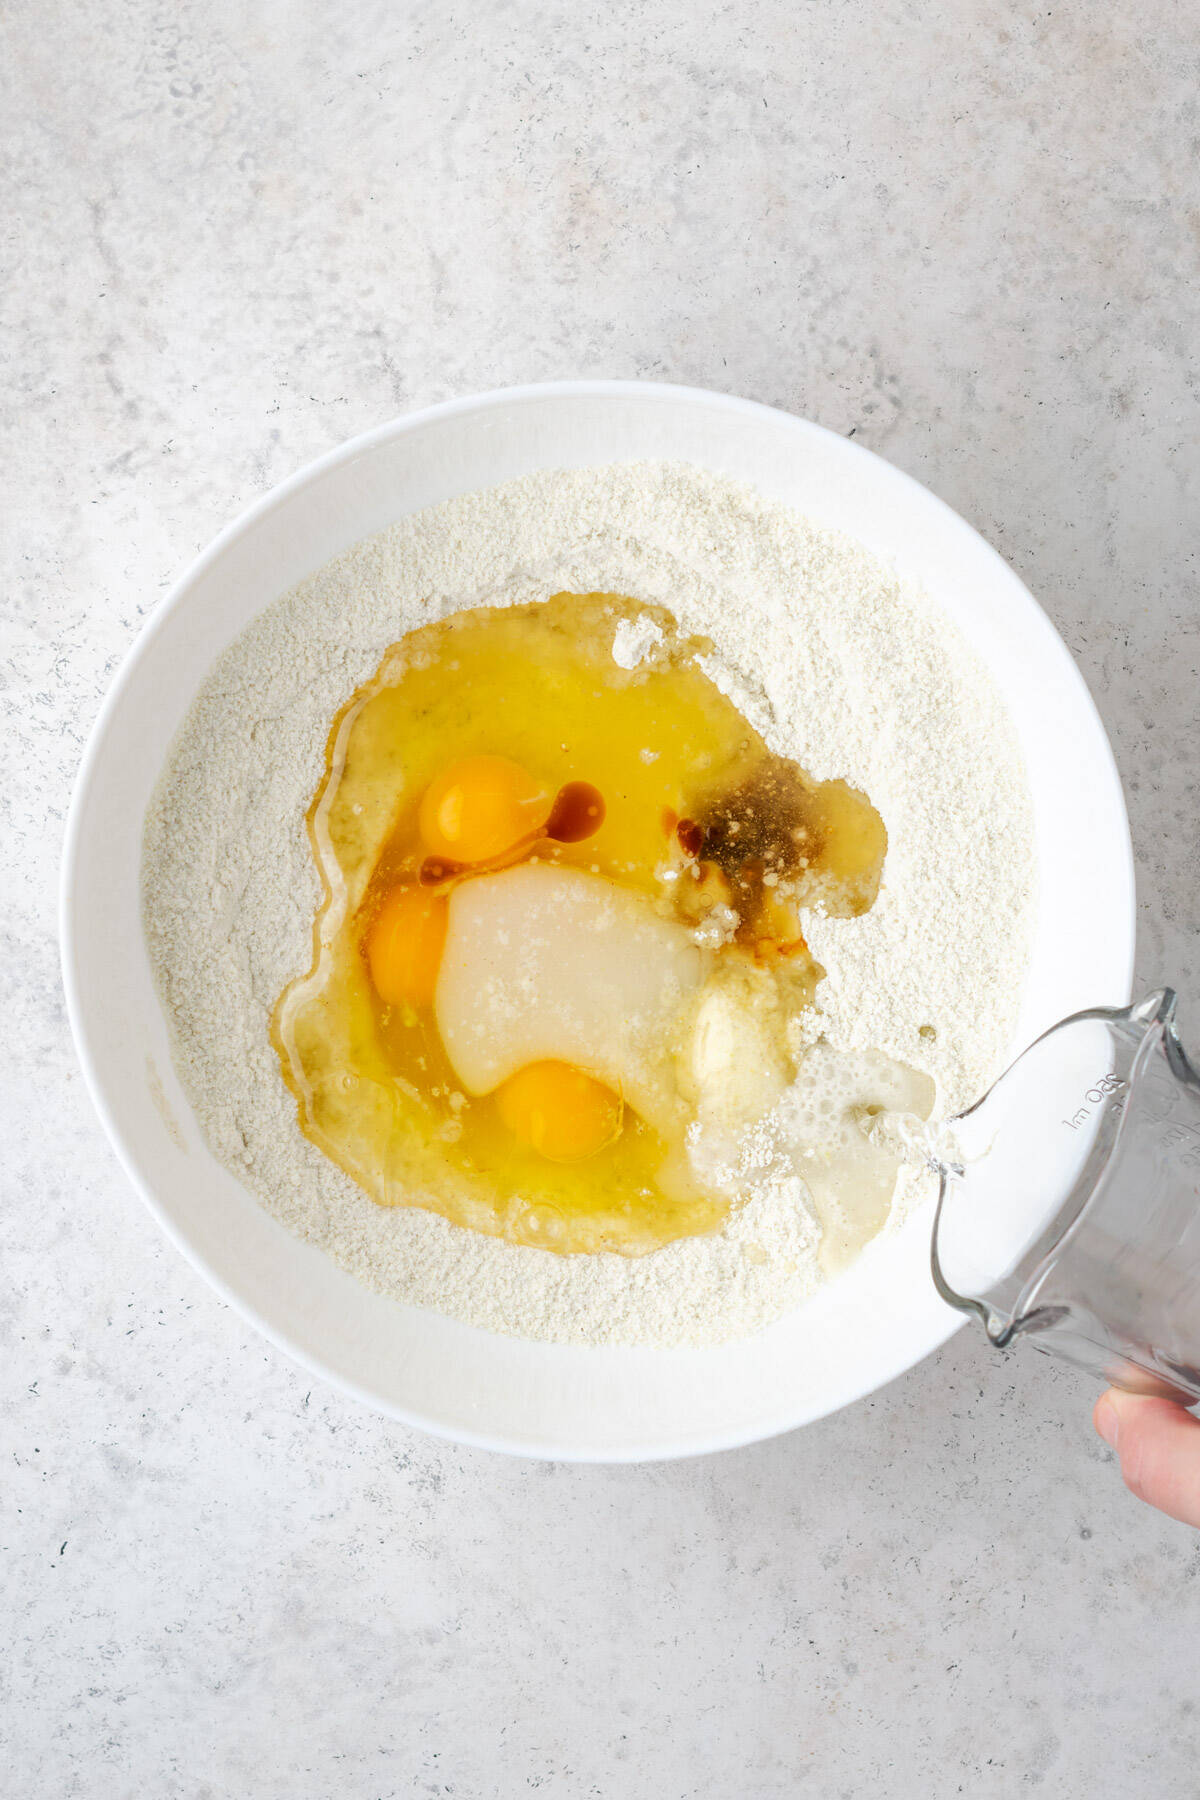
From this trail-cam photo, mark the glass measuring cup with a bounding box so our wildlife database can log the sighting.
[931,990,1200,1402]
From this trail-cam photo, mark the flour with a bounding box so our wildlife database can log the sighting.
[611,613,665,669]
[142,462,1035,1348]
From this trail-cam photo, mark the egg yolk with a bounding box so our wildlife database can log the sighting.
[364,885,448,1009]
[418,755,550,863]
[495,1061,624,1163]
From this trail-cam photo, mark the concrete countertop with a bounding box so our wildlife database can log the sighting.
[4,3,1198,1794]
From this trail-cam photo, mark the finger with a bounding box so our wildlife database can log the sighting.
[1094,1389,1200,1528]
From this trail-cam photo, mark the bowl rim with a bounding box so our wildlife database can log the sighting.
[60,378,1136,1460]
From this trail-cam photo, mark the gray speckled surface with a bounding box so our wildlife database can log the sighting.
[4,3,1199,1794]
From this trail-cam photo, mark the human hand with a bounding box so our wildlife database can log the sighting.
[1093,1389,1200,1527]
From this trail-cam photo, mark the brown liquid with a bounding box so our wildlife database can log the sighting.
[694,753,887,946]
[545,780,606,843]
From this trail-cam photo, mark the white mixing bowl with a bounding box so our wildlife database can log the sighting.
[61,382,1134,1460]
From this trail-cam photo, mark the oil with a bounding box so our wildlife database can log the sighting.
[272,593,887,1256]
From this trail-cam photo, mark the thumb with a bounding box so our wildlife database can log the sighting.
[1094,1389,1200,1528]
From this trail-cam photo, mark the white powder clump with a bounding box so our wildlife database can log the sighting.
[142,461,1035,1348]
[611,613,664,669]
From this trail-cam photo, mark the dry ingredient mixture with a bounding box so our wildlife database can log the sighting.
[142,462,1035,1347]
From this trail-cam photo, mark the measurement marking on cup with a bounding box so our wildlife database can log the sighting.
[1162,1123,1200,1169]
[1063,1071,1126,1130]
